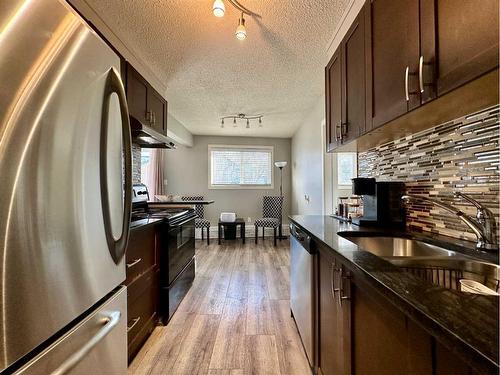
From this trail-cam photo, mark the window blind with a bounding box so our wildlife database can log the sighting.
[210,147,273,187]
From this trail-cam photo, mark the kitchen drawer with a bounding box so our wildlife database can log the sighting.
[126,225,157,285]
[127,269,158,362]
[160,258,195,324]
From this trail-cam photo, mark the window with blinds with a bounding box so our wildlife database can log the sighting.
[209,145,274,189]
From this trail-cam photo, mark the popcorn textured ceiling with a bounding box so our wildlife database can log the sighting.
[82,0,350,137]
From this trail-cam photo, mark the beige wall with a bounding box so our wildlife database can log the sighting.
[291,99,324,215]
[163,135,291,227]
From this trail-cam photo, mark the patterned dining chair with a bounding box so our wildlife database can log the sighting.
[254,196,283,246]
[181,195,211,245]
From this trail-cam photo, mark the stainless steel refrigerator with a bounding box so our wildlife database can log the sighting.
[0,0,132,373]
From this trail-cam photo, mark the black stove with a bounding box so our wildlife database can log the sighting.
[131,183,196,324]
[131,184,195,224]
[131,209,191,222]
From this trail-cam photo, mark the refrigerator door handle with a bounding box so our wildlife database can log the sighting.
[50,311,121,375]
[100,67,133,264]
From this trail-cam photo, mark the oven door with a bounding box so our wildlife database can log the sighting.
[167,215,196,285]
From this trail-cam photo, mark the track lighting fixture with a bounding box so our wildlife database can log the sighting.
[212,0,259,40]
[235,13,246,40]
[220,113,263,129]
[212,0,225,17]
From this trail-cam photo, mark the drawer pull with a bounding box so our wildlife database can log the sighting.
[127,317,141,332]
[126,258,142,268]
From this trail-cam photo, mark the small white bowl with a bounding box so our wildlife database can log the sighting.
[459,279,499,296]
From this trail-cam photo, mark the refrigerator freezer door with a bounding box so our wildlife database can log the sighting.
[15,286,127,375]
[0,0,130,370]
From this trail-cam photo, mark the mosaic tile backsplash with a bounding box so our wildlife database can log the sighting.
[358,105,500,243]
[132,143,141,183]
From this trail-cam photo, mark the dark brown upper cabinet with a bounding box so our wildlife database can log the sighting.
[365,0,421,130]
[147,88,167,134]
[125,63,167,135]
[366,0,499,130]
[326,7,367,151]
[325,48,343,152]
[342,6,367,142]
[420,0,499,100]
[326,0,499,152]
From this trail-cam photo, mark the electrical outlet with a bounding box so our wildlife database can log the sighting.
[247,217,252,223]
[163,179,168,186]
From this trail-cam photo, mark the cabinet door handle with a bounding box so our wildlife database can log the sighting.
[338,268,351,306]
[405,66,410,101]
[330,262,340,299]
[146,110,152,122]
[341,122,348,137]
[336,123,342,141]
[418,56,425,93]
[127,316,141,332]
[405,66,419,102]
[126,258,142,268]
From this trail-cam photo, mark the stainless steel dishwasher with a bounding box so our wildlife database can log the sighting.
[290,223,317,369]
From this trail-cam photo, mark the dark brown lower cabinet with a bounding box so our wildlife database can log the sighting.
[125,225,160,362]
[351,281,432,375]
[126,225,157,284]
[318,248,350,375]
[317,243,487,375]
[127,268,159,362]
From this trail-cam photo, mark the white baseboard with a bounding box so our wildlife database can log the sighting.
[195,224,289,240]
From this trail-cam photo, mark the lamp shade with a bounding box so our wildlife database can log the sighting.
[274,161,287,168]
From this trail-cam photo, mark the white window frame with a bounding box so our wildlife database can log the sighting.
[337,152,357,189]
[208,144,274,190]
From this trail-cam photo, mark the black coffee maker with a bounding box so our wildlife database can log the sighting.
[351,178,405,228]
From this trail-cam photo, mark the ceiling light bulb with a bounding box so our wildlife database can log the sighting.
[213,0,225,17]
[246,119,250,128]
[235,14,247,40]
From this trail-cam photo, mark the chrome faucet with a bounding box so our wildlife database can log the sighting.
[402,193,498,252]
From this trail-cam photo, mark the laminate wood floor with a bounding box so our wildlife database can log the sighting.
[129,239,311,375]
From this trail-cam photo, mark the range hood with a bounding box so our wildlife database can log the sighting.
[130,116,176,149]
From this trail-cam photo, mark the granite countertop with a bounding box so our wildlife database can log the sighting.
[289,215,499,374]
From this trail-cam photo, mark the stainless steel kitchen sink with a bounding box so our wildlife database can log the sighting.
[339,234,500,294]
[339,235,460,258]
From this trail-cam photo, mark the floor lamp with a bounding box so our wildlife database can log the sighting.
[275,161,287,239]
